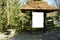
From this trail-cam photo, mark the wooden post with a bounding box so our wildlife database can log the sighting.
[43,12,46,33]
[30,11,32,33]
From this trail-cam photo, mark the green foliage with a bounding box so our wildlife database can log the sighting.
[0,0,33,32]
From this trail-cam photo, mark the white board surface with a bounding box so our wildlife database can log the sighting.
[32,12,44,28]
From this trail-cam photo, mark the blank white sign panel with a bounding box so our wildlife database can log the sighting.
[32,12,44,28]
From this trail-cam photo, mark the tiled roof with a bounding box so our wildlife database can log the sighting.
[20,1,58,10]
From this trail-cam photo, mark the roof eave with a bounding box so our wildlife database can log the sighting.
[20,9,59,13]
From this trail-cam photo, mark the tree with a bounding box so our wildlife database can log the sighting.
[54,0,60,17]
[0,0,7,32]
[53,0,60,8]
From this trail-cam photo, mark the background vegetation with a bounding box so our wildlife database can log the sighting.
[0,0,60,32]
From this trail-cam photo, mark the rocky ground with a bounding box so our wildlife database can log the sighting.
[0,28,60,40]
[12,28,60,40]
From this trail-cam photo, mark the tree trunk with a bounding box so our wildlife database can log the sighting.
[7,0,9,25]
